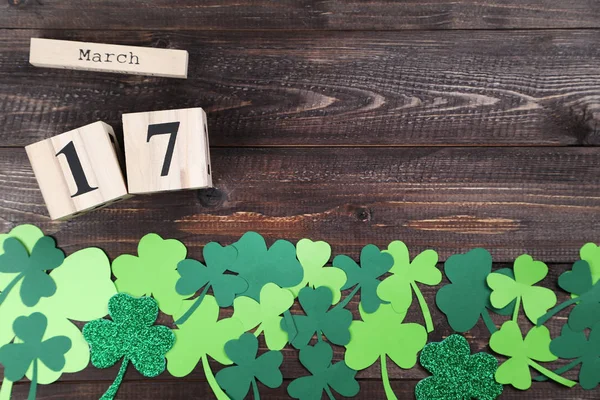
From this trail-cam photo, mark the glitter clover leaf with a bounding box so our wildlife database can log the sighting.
[0,313,71,400]
[216,333,283,400]
[332,244,394,313]
[83,293,175,400]
[174,242,248,325]
[415,334,503,400]
[377,241,441,332]
[288,341,359,400]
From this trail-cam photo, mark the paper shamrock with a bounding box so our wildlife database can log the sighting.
[415,334,503,400]
[377,241,440,332]
[175,242,247,325]
[487,254,556,324]
[83,293,175,400]
[281,286,352,349]
[580,242,600,284]
[489,320,576,390]
[332,244,394,313]
[0,313,71,400]
[344,303,427,400]
[112,233,187,316]
[289,239,346,304]
[167,295,244,400]
[288,341,359,400]
[233,283,294,350]
[229,232,303,301]
[216,333,283,400]
[0,236,64,307]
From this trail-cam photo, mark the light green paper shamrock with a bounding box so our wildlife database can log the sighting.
[580,243,600,285]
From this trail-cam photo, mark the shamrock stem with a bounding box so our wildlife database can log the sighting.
[410,282,434,333]
[0,377,13,400]
[480,309,497,334]
[324,385,336,400]
[334,285,360,310]
[533,358,583,382]
[380,355,397,400]
[536,297,579,326]
[0,272,24,307]
[528,360,576,388]
[251,378,260,400]
[175,284,210,326]
[101,357,129,400]
[254,324,264,337]
[27,359,38,400]
[511,296,521,322]
[202,356,230,400]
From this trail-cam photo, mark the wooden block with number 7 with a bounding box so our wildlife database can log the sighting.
[25,121,129,220]
[122,107,212,194]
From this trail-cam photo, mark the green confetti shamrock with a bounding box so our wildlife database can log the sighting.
[216,333,283,400]
[415,334,503,400]
[83,293,175,400]
[487,254,556,324]
[175,242,248,325]
[345,303,427,400]
[377,241,441,333]
[489,320,576,390]
[332,244,394,313]
[0,236,64,307]
[0,313,71,400]
[289,239,347,304]
[288,341,359,400]
[233,283,294,351]
[281,286,352,349]
[580,243,600,284]
[112,233,187,316]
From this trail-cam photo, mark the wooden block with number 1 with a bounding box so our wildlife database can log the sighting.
[25,121,129,220]
[122,107,212,194]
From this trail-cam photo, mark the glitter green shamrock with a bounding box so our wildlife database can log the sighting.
[415,334,503,400]
[83,293,175,400]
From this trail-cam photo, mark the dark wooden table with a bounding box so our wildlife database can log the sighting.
[1,1,599,399]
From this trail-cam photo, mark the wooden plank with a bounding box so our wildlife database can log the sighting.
[1,147,598,262]
[1,29,600,147]
[2,1,600,31]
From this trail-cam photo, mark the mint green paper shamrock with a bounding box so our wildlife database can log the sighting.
[489,321,576,390]
[487,254,556,324]
[0,313,71,400]
[83,293,175,400]
[216,333,283,400]
[175,242,248,325]
[580,243,600,284]
[288,341,359,400]
[415,334,503,400]
[377,241,440,332]
[333,244,394,313]
[230,232,303,301]
[0,236,64,307]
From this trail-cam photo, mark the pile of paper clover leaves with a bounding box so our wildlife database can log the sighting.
[0,224,598,400]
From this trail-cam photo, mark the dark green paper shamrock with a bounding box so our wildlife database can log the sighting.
[0,236,64,307]
[415,334,503,400]
[332,244,394,313]
[0,313,71,400]
[288,341,359,400]
[174,242,248,325]
[281,286,352,349]
[83,293,175,400]
[216,333,283,400]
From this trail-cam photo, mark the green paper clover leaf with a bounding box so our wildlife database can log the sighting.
[415,334,503,400]
[0,313,71,400]
[487,254,556,324]
[332,244,394,313]
[83,293,175,400]
[233,283,294,350]
[0,236,64,307]
[216,333,283,400]
[580,243,600,285]
[490,320,576,390]
[377,241,441,332]
[174,242,248,325]
[230,232,303,301]
[288,341,359,400]
[112,233,187,316]
[282,286,352,349]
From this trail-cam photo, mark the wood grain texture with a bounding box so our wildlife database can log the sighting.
[2,1,600,30]
[1,29,600,147]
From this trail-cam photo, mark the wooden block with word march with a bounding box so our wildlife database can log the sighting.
[29,38,188,79]
[122,108,212,194]
[25,122,129,220]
